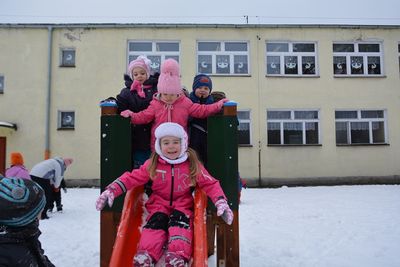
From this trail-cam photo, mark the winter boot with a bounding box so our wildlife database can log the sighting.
[133,251,153,267]
[165,252,187,267]
[57,204,63,212]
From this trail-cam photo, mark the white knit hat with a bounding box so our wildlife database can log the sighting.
[154,122,188,164]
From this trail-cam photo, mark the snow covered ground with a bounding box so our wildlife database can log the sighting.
[39,185,400,267]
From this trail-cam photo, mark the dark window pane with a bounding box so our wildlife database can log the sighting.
[267,56,280,74]
[398,44,400,52]
[302,56,315,75]
[336,122,348,144]
[293,43,315,52]
[267,111,291,119]
[335,111,357,119]
[237,111,250,120]
[333,43,354,52]
[372,121,385,143]
[284,56,298,75]
[238,123,250,145]
[358,43,380,52]
[361,110,384,118]
[129,42,152,51]
[305,122,319,144]
[198,55,212,74]
[61,50,75,66]
[333,56,347,75]
[350,122,369,143]
[267,122,281,144]
[283,122,302,144]
[234,55,248,74]
[216,55,230,74]
[156,42,179,52]
[147,56,161,73]
[267,43,289,52]
[367,56,381,75]
[198,42,220,51]
[0,76,4,93]
[350,56,364,75]
[295,111,318,119]
[225,42,247,51]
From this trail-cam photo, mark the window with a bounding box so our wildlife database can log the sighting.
[128,41,180,73]
[266,42,318,76]
[58,111,75,130]
[197,41,249,75]
[333,42,383,76]
[267,110,320,145]
[60,48,76,67]
[335,110,387,145]
[237,110,251,145]
[0,75,4,94]
[398,43,400,73]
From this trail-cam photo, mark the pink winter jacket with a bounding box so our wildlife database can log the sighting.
[130,95,225,151]
[5,165,31,180]
[108,157,227,215]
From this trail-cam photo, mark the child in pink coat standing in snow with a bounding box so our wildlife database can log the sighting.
[120,58,228,152]
[96,122,233,267]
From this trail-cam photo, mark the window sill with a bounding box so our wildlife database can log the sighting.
[266,75,320,78]
[267,144,322,147]
[209,74,251,77]
[333,75,386,78]
[238,144,253,147]
[59,65,76,68]
[336,143,389,146]
[57,127,75,131]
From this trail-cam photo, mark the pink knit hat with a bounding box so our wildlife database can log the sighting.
[157,59,182,95]
[128,55,151,79]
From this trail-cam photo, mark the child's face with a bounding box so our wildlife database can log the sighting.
[195,86,210,98]
[160,136,181,160]
[160,93,179,104]
[131,67,147,84]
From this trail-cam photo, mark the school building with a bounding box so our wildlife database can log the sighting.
[0,23,399,186]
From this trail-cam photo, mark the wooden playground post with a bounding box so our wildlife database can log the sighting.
[207,102,240,267]
[99,102,132,267]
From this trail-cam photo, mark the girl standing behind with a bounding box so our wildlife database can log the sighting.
[96,122,233,267]
[5,152,30,180]
[120,59,227,152]
[116,55,158,168]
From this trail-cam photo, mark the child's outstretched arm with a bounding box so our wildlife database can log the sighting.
[196,165,234,225]
[120,100,157,124]
[188,98,229,118]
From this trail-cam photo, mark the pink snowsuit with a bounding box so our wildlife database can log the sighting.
[129,94,225,151]
[5,165,31,180]
[108,157,227,261]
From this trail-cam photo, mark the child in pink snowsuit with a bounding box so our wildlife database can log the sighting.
[96,122,233,267]
[120,58,228,151]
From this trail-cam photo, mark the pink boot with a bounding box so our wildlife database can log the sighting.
[165,252,187,267]
[133,251,153,267]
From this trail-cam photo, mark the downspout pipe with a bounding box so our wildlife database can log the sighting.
[45,26,53,160]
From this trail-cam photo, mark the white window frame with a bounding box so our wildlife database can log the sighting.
[0,75,4,94]
[60,48,76,67]
[58,110,75,130]
[335,109,387,145]
[333,41,384,76]
[266,41,319,76]
[196,40,250,75]
[267,109,321,145]
[127,40,180,74]
[237,110,252,146]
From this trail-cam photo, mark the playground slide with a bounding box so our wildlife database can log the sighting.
[108,186,208,266]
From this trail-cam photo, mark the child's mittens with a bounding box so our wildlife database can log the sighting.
[217,98,230,109]
[63,188,67,193]
[120,109,134,118]
[215,199,234,225]
[95,189,115,211]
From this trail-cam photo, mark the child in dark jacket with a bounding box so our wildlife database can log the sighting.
[188,74,217,167]
[0,177,55,267]
[116,55,158,168]
[96,122,233,267]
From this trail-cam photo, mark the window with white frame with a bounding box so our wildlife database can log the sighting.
[267,110,320,145]
[0,75,4,94]
[60,48,76,67]
[335,110,387,145]
[237,110,251,145]
[197,41,249,75]
[333,42,383,76]
[128,41,180,73]
[266,42,318,76]
[58,111,75,130]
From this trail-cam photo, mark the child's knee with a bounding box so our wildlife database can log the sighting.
[168,210,193,259]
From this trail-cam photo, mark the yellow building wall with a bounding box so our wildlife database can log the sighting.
[1,25,399,182]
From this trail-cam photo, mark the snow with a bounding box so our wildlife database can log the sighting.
[39,185,400,267]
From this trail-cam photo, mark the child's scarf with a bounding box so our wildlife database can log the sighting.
[130,80,145,98]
